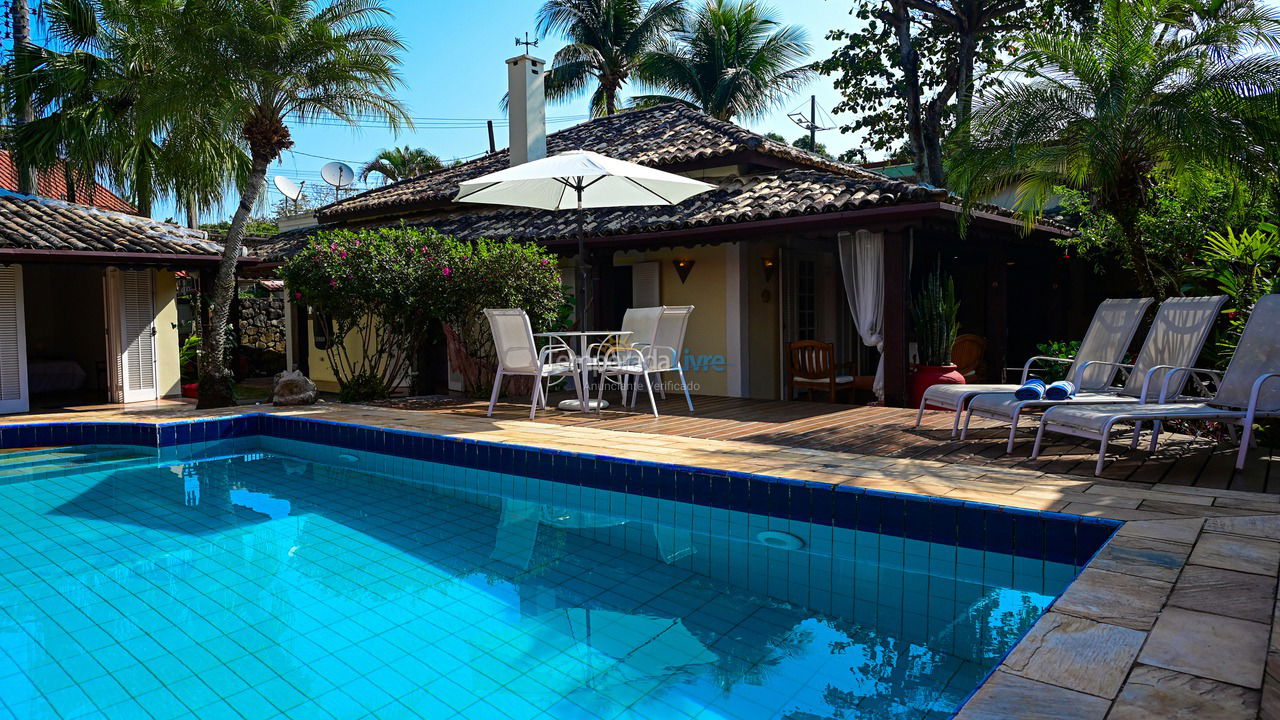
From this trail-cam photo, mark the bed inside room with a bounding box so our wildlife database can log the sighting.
[22,264,109,408]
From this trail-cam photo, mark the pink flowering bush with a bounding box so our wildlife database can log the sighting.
[281,224,565,399]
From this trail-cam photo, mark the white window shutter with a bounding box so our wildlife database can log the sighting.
[0,265,28,414]
[632,261,660,308]
[120,270,157,402]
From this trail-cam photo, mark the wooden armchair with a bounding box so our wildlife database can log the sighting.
[786,340,871,402]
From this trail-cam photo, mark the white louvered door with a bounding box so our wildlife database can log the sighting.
[0,265,29,415]
[631,261,661,308]
[106,269,158,403]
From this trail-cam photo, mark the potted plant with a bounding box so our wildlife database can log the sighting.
[909,263,964,407]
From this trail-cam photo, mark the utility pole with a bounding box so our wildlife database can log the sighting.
[9,0,36,195]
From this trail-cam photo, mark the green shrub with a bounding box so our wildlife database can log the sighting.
[281,224,564,400]
[1033,340,1081,382]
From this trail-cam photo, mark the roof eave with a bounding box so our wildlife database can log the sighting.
[0,247,243,265]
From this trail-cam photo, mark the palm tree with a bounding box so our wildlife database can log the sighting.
[535,0,687,116]
[151,0,411,408]
[8,0,244,219]
[947,0,1280,296]
[359,146,443,184]
[633,0,813,121]
[7,0,36,194]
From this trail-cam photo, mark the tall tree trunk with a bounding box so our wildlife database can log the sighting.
[885,1,930,182]
[185,196,199,229]
[197,153,270,408]
[10,0,36,195]
[134,156,153,217]
[953,29,978,134]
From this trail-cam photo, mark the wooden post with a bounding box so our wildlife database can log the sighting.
[985,243,1008,383]
[882,228,910,407]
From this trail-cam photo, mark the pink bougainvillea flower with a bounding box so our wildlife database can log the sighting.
[329,279,338,288]
[339,251,348,259]
[294,292,302,300]
[541,259,549,266]
[330,243,338,251]
[442,267,452,277]
[354,240,360,246]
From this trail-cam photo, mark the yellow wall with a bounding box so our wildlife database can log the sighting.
[302,313,409,394]
[306,319,341,393]
[613,244,730,398]
[153,270,181,398]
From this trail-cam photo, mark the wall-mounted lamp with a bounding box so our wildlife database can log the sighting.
[673,258,695,284]
[761,256,778,283]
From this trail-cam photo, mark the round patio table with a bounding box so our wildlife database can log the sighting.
[534,330,632,411]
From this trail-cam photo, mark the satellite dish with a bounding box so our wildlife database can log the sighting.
[320,161,356,202]
[273,175,303,201]
[321,162,355,188]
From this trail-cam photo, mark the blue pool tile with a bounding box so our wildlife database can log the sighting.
[928,502,958,546]
[984,510,1015,554]
[1012,512,1047,560]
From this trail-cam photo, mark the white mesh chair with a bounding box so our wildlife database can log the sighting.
[631,305,695,413]
[587,306,663,401]
[484,309,582,421]
[1034,294,1280,475]
[963,295,1226,452]
[915,297,1153,436]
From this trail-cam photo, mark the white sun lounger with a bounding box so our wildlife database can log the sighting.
[1034,294,1280,475]
[963,295,1226,452]
[915,297,1153,437]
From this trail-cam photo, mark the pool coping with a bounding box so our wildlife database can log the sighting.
[2,404,1278,719]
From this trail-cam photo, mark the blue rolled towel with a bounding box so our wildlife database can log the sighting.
[1045,380,1077,400]
[1014,379,1047,401]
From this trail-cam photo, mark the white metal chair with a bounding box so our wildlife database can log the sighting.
[484,309,582,420]
[589,306,663,403]
[1033,294,1280,474]
[963,295,1227,452]
[915,297,1153,437]
[596,343,661,417]
[630,305,695,413]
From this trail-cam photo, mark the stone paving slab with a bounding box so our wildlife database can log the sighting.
[1110,665,1260,720]
[1139,606,1269,688]
[6,401,1280,718]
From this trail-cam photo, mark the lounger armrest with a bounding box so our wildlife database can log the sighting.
[1157,366,1223,403]
[1243,373,1280,427]
[1072,360,1134,391]
[1020,356,1073,383]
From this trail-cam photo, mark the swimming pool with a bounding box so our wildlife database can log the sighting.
[0,417,1116,719]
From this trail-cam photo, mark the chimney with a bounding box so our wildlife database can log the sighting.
[506,54,547,166]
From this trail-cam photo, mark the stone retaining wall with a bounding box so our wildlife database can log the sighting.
[239,296,285,352]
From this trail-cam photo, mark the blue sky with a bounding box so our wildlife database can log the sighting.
[170,0,867,224]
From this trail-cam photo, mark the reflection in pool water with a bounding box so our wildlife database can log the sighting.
[0,438,1081,719]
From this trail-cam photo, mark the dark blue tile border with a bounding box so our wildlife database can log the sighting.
[0,414,1121,565]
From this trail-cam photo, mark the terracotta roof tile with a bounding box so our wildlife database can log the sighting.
[257,168,950,261]
[0,191,223,256]
[0,150,136,214]
[317,103,889,222]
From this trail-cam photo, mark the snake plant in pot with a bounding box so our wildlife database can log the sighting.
[909,263,964,407]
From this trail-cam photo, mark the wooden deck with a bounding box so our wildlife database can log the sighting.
[390,393,1278,493]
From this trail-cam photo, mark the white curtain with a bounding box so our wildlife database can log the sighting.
[838,230,885,399]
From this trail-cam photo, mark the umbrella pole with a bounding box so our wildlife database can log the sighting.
[576,183,587,331]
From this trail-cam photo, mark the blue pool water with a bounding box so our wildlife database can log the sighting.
[0,436,1087,720]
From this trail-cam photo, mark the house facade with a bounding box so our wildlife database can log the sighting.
[255,56,1083,407]
[0,190,227,414]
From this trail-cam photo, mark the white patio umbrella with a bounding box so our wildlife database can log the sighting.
[454,150,715,329]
